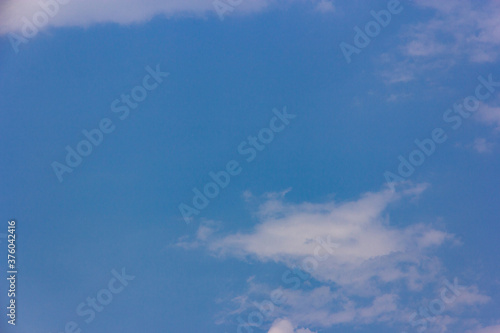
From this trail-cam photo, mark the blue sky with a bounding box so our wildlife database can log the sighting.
[1,0,500,332]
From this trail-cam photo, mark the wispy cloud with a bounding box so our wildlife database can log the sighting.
[201,184,455,294]
[404,0,500,63]
[470,324,500,333]
[477,102,500,130]
[0,0,335,35]
[379,0,500,85]
[0,0,260,34]
[313,0,334,14]
[178,184,492,331]
[469,138,494,153]
[267,318,315,333]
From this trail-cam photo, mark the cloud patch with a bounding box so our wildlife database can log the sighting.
[469,138,494,154]
[405,0,500,63]
[179,185,493,331]
[267,318,315,333]
[0,0,335,35]
[0,0,263,34]
[199,184,455,294]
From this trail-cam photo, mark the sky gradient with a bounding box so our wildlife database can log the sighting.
[1,0,500,332]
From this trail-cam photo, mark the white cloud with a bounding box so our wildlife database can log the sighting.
[268,318,315,333]
[404,0,500,63]
[386,92,412,103]
[268,319,295,333]
[0,0,333,35]
[451,285,491,308]
[180,185,494,331]
[380,0,500,84]
[381,65,415,84]
[0,0,261,34]
[469,138,494,154]
[276,287,400,327]
[201,184,455,294]
[176,220,222,249]
[477,103,500,130]
[471,325,500,333]
[313,0,334,13]
[236,278,489,331]
[378,55,417,84]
